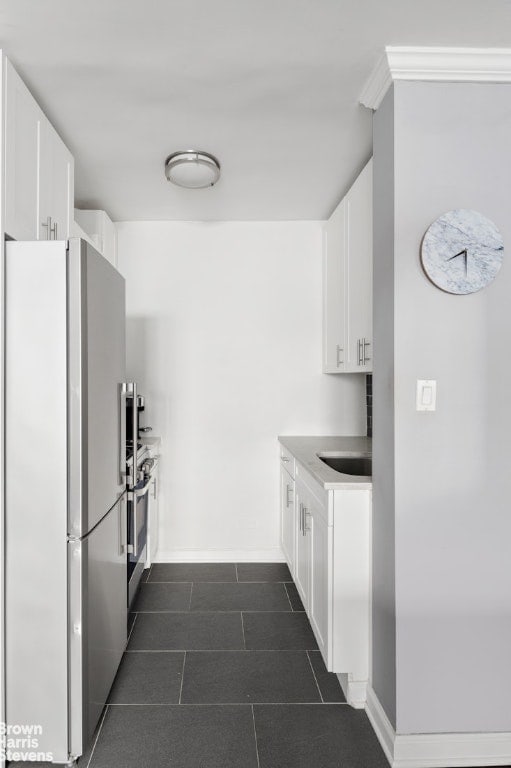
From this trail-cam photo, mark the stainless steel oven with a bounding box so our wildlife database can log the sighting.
[125,383,157,609]
[127,466,150,609]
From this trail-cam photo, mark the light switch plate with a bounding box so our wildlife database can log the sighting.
[416,379,436,411]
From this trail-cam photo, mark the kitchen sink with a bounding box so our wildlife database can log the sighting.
[317,454,372,476]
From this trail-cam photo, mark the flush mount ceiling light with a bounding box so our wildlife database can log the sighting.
[164,150,221,189]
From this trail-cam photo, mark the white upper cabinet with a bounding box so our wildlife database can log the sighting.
[38,118,74,241]
[323,198,347,371]
[74,209,117,267]
[323,159,373,373]
[4,59,40,241]
[3,55,74,242]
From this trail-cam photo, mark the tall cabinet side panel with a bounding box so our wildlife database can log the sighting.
[4,241,69,761]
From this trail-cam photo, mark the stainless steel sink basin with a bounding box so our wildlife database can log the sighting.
[317,454,372,476]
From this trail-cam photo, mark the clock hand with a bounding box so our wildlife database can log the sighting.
[447,248,468,275]
[447,249,468,261]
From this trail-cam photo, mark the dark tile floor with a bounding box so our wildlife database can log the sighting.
[81,562,388,768]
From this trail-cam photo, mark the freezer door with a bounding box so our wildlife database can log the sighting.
[69,494,127,758]
[68,238,127,537]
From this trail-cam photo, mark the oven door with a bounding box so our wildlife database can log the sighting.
[127,477,150,610]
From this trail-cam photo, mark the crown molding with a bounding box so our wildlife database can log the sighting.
[360,47,511,110]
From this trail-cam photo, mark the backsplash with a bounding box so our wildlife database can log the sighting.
[366,374,372,438]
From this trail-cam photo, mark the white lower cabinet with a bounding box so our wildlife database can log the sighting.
[290,462,370,686]
[295,474,330,661]
[294,479,308,603]
[280,447,296,576]
[309,501,330,657]
[145,460,160,568]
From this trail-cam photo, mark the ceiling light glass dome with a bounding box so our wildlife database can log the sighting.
[164,150,221,189]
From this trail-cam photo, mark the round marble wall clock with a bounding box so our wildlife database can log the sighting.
[420,209,504,294]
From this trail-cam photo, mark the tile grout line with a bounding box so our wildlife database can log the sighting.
[123,649,326,653]
[283,582,294,611]
[306,650,324,703]
[108,701,350,706]
[141,580,292,584]
[131,609,300,614]
[85,703,109,768]
[240,611,246,650]
[251,704,261,768]
[178,652,186,704]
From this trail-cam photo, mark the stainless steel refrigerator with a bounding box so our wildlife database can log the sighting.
[5,239,128,765]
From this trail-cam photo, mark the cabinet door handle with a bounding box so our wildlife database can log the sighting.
[299,503,303,533]
[41,216,52,240]
[281,456,289,463]
[302,505,308,536]
[304,509,311,533]
[286,484,293,508]
[51,221,58,240]
[363,338,371,364]
[357,338,362,366]
[336,344,343,367]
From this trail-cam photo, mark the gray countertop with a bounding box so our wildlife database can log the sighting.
[278,435,372,490]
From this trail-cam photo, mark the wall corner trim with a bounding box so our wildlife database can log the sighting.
[359,46,511,110]
[365,685,511,768]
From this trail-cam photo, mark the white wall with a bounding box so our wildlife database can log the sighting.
[373,81,511,735]
[117,220,365,561]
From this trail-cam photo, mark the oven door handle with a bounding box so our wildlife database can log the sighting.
[126,381,138,488]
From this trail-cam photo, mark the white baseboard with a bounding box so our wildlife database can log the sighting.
[365,685,511,767]
[365,685,395,765]
[154,548,285,563]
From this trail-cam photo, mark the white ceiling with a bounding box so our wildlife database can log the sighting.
[1,0,510,221]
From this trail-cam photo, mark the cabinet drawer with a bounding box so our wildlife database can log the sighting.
[279,446,295,479]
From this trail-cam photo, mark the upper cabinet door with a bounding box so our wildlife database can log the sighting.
[322,159,373,374]
[4,59,41,241]
[345,160,373,373]
[322,198,346,373]
[38,117,74,241]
